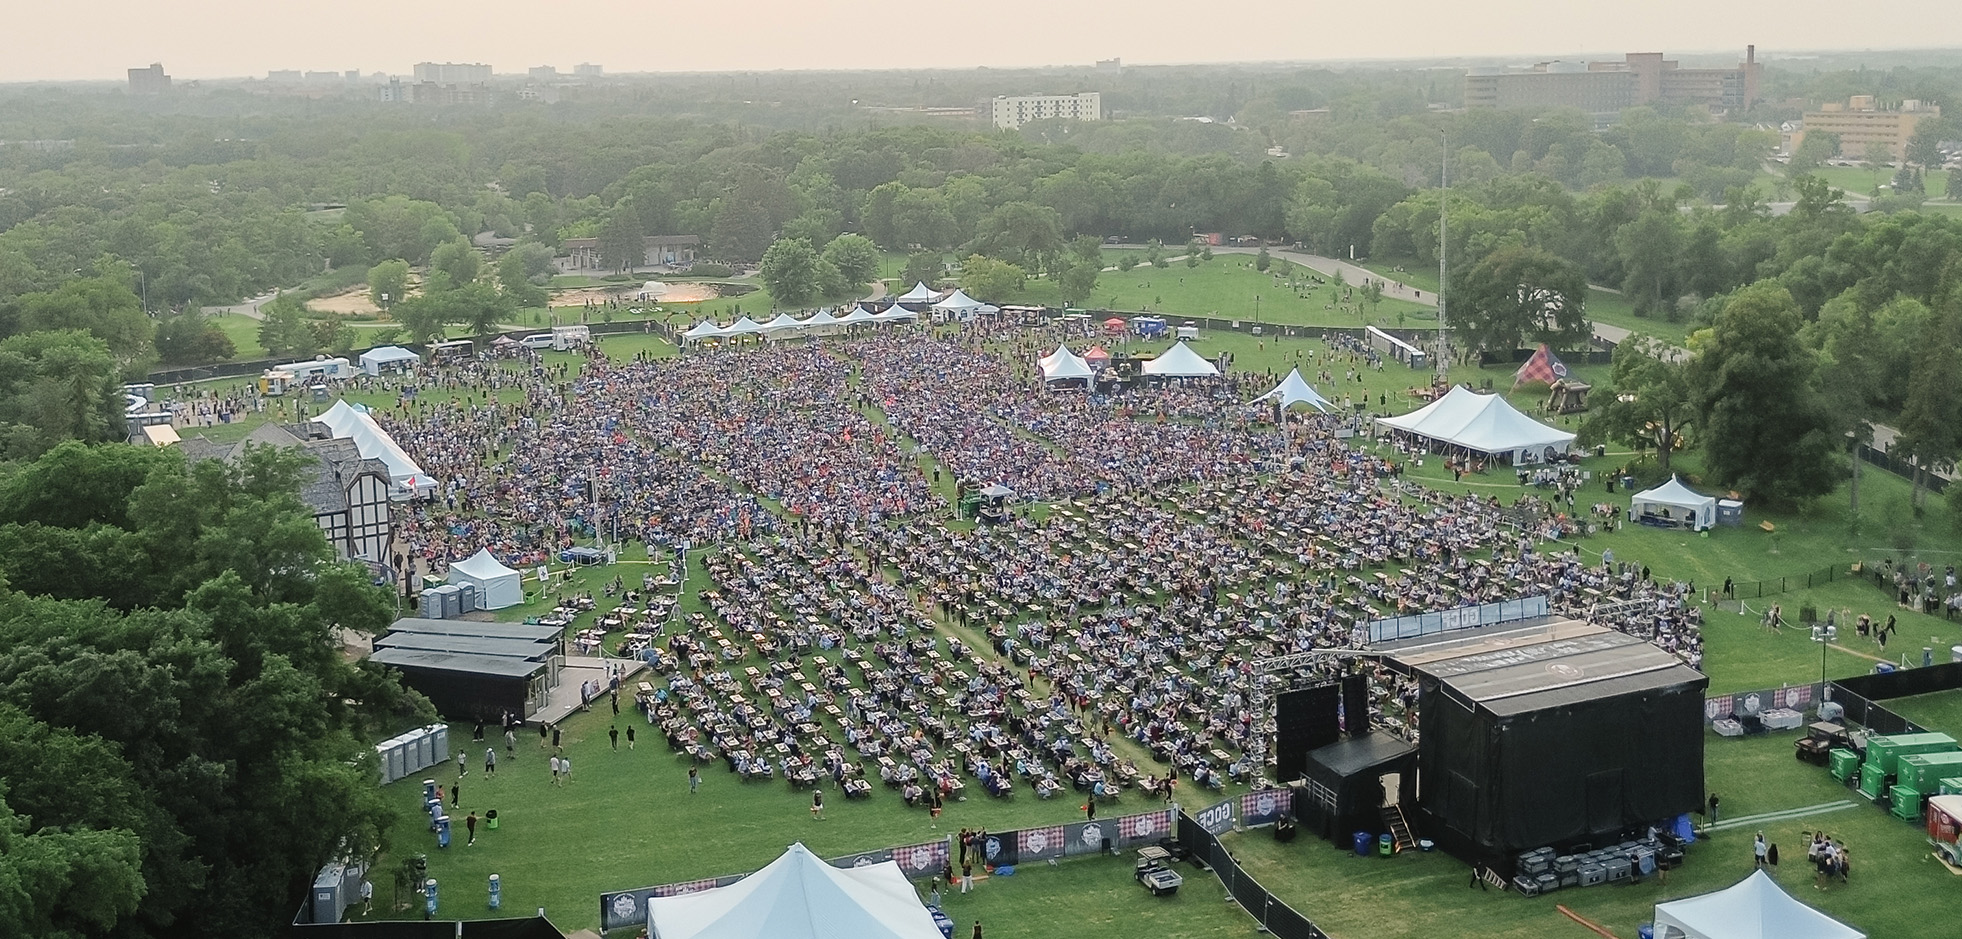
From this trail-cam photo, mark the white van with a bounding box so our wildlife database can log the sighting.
[517,333,557,350]
[551,325,591,350]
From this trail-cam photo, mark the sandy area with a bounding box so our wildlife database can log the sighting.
[310,286,387,315]
[554,283,721,305]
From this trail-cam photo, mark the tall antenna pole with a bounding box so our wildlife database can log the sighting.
[1437,133,1449,382]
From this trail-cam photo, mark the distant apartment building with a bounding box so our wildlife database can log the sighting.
[267,69,303,83]
[380,79,496,106]
[127,63,171,95]
[559,235,700,270]
[573,63,603,78]
[529,66,559,81]
[413,62,493,84]
[1463,46,1761,118]
[1794,96,1941,160]
[989,93,1101,130]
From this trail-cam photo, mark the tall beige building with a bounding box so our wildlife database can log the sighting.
[990,93,1101,130]
[1794,97,1941,161]
[1464,47,1761,118]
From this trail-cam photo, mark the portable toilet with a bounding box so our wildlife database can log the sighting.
[420,590,445,619]
[427,724,450,764]
[458,583,479,613]
[439,584,463,619]
[1860,764,1887,800]
[312,863,348,923]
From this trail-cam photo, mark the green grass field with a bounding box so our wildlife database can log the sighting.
[282,324,1962,935]
[1002,255,1431,328]
[1355,257,1697,347]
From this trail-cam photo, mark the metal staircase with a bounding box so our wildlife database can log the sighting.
[1382,803,1417,853]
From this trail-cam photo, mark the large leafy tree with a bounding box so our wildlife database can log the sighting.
[256,294,316,359]
[0,330,126,460]
[960,254,1026,302]
[1692,282,1841,505]
[1895,308,1962,509]
[17,277,154,368]
[1452,245,1589,353]
[967,202,1065,274]
[1581,334,1696,474]
[366,259,410,310]
[820,234,880,290]
[0,442,412,937]
[758,237,821,307]
[428,238,481,287]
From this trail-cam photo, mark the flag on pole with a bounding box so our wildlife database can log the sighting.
[1512,344,1570,388]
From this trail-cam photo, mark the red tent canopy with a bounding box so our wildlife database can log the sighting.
[1084,345,1111,361]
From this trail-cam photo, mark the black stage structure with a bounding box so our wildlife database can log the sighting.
[1380,619,1707,873]
[369,618,563,720]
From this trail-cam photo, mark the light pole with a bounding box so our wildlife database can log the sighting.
[1812,623,1837,686]
[1436,132,1450,382]
[134,269,149,314]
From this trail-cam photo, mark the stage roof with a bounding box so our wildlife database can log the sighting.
[386,617,563,643]
[1386,619,1705,715]
[368,647,548,679]
[1307,732,1418,778]
[372,633,557,660]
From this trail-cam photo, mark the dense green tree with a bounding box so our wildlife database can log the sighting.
[1614,208,1685,316]
[1692,282,1841,504]
[1255,245,1271,271]
[960,255,1026,301]
[597,210,646,272]
[496,252,549,309]
[153,311,236,365]
[1895,309,1962,509]
[17,278,153,368]
[758,237,821,307]
[968,202,1065,273]
[366,259,410,310]
[900,250,943,288]
[706,200,774,263]
[1057,236,1104,307]
[428,238,480,287]
[1452,245,1590,353]
[0,331,125,460]
[1581,335,1696,474]
[255,295,316,359]
[820,234,880,290]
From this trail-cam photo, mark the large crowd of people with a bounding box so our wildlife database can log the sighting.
[326,320,1708,801]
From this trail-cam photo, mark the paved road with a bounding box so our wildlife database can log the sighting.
[205,291,279,320]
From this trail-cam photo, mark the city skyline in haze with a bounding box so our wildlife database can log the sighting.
[6,0,1962,83]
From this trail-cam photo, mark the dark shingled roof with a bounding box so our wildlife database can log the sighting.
[178,423,389,518]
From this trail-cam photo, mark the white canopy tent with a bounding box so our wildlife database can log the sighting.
[724,317,766,337]
[1039,344,1095,382]
[315,401,437,498]
[447,548,524,610]
[1375,385,1576,464]
[895,282,937,303]
[358,346,420,376]
[1141,341,1221,377]
[931,288,987,319]
[840,306,879,324]
[762,312,807,335]
[1631,476,1718,531]
[874,305,921,322]
[681,321,731,344]
[1250,367,1333,412]
[1652,870,1864,939]
[800,310,844,335]
[645,843,942,939]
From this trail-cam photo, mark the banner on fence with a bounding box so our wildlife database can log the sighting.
[1704,684,1821,724]
[1194,797,1237,835]
[600,875,740,932]
[889,839,950,880]
[1016,825,1066,863]
[1239,788,1292,828]
[829,847,893,870]
[1365,596,1548,643]
[982,830,1017,867]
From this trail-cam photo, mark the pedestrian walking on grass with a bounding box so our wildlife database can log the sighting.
[811,789,825,820]
[610,726,619,750]
[689,766,700,794]
[550,755,562,787]
[485,747,497,776]
[1754,832,1767,868]
[466,811,478,846]
[506,727,516,754]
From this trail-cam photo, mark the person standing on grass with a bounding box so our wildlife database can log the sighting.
[560,756,571,784]
[539,723,548,748]
[465,811,478,846]
[457,748,468,778]
[689,766,700,794]
[451,781,461,807]
[1754,832,1767,868]
[506,726,517,754]
[1708,792,1720,824]
[550,755,562,787]
[626,725,636,750]
[485,747,497,777]
[610,726,619,750]
[811,788,825,820]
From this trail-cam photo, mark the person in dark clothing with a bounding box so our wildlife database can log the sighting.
[609,726,619,750]
[972,922,982,939]
[465,811,478,846]
[1708,792,1720,823]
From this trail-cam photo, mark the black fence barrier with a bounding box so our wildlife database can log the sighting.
[1824,685,1923,737]
[287,915,563,939]
[1835,660,1962,702]
[1176,811,1328,939]
[1857,444,1952,495]
[1713,564,1844,602]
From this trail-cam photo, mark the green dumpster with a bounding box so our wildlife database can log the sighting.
[1899,752,1962,794]
[1860,764,1887,800]
[1829,748,1860,782]
[1890,784,1924,822]
[1864,732,1958,776]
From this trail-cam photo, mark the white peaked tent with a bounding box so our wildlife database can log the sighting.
[682,321,730,344]
[1375,385,1576,463]
[645,843,942,939]
[358,346,419,376]
[1141,341,1221,377]
[895,282,937,302]
[1039,344,1094,382]
[875,305,921,321]
[447,548,524,610]
[1652,870,1864,939]
[1250,368,1333,412]
[724,317,766,336]
[841,306,879,324]
[932,288,986,314]
[762,312,806,335]
[315,401,437,498]
[1631,475,1718,531]
[800,309,844,335]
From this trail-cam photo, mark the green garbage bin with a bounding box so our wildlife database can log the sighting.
[1859,764,1886,800]
[1890,785,1924,822]
[1378,834,1393,857]
[485,809,499,830]
[1829,748,1859,782]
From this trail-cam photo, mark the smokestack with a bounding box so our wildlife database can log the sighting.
[1747,45,1755,65]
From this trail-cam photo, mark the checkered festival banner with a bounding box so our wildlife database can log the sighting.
[1018,825,1066,863]
[600,876,739,932]
[891,839,950,880]
[1238,788,1291,828]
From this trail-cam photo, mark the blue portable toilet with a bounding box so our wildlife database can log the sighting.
[425,879,439,918]
[436,815,451,849]
[488,874,501,910]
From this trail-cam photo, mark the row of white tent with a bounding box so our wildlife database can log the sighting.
[681,306,916,343]
[1037,340,1222,381]
[316,400,438,499]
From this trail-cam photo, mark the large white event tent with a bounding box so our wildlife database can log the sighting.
[357,345,419,376]
[1651,870,1863,939]
[1630,475,1718,531]
[1250,367,1333,412]
[645,843,942,939]
[447,548,524,610]
[1141,341,1221,377]
[315,400,437,498]
[1375,385,1575,463]
[762,312,806,335]
[931,288,991,319]
[894,282,937,303]
[874,305,921,322]
[724,316,766,337]
[800,309,844,335]
[840,306,879,324]
[1039,344,1094,382]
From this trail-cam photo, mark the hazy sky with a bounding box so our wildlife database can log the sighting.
[7,0,1961,82]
